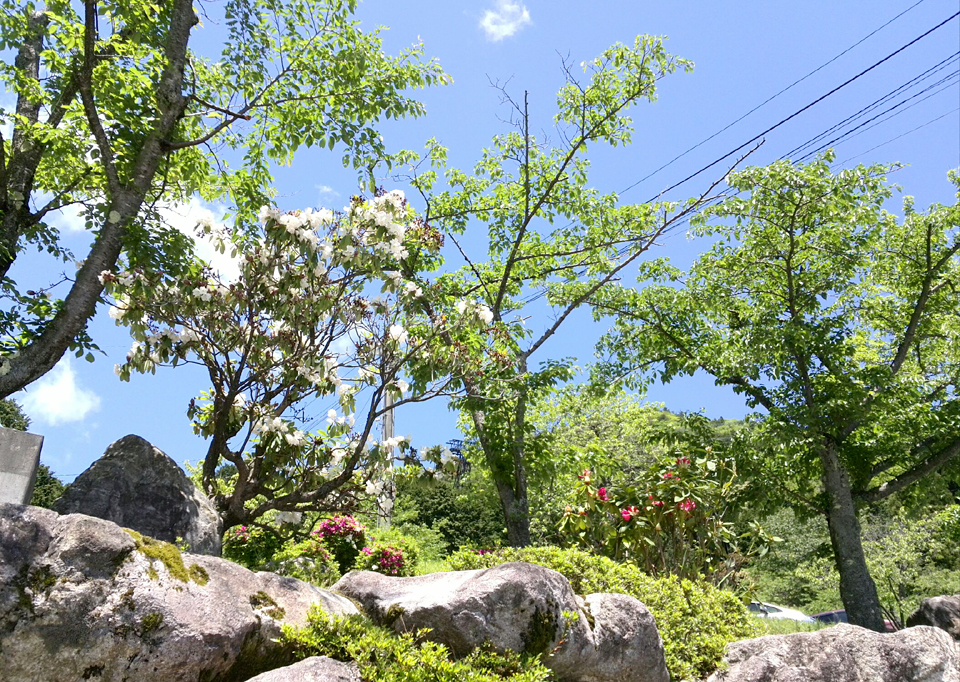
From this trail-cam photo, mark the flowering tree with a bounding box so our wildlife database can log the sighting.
[106,190,482,529]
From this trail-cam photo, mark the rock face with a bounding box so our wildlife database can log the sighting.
[53,434,223,555]
[246,657,360,682]
[909,595,960,641]
[0,502,358,682]
[706,623,960,682]
[332,562,669,682]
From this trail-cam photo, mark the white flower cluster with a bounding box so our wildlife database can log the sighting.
[456,300,495,325]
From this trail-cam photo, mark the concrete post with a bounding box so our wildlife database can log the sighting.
[0,426,44,505]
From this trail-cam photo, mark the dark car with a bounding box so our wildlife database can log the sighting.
[811,609,897,632]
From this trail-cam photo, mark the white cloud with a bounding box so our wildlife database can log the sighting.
[21,358,101,426]
[316,185,340,201]
[52,202,89,233]
[159,198,241,282]
[480,1,532,42]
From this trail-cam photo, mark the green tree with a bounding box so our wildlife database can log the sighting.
[405,36,731,546]
[595,154,960,630]
[0,396,30,430]
[29,463,65,508]
[0,0,446,396]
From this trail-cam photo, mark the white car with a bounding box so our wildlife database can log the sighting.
[748,601,816,623]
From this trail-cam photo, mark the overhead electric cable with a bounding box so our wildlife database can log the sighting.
[836,107,960,167]
[639,9,960,203]
[618,0,931,196]
[796,72,959,161]
[782,51,959,159]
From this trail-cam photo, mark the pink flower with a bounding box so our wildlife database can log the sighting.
[663,471,674,479]
[597,487,610,502]
[621,506,639,522]
[676,457,690,466]
[678,499,696,513]
[648,494,663,507]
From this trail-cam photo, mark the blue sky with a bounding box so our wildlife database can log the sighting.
[10,0,960,482]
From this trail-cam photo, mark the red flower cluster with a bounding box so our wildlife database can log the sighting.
[621,505,639,521]
[312,515,366,541]
[678,498,696,513]
[597,486,610,502]
[648,494,663,507]
[676,457,691,466]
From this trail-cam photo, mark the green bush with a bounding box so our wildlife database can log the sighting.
[353,527,422,577]
[269,538,342,587]
[281,607,551,681]
[311,515,368,574]
[222,524,284,569]
[447,546,758,681]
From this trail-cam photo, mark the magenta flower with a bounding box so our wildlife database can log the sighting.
[678,499,696,513]
[621,505,639,522]
[597,486,610,501]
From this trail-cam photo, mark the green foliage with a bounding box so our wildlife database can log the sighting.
[393,474,506,553]
[403,35,707,545]
[0,0,449,394]
[447,546,758,681]
[353,525,424,576]
[269,538,341,588]
[557,447,776,584]
[312,515,368,574]
[29,464,65,508]
[0,398,30,431]
[281,608,551,682]
[222,524,284,570]
[746,504,960,623]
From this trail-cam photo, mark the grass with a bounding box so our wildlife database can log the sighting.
[753,616,829,636]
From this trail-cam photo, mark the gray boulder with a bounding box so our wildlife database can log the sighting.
[706,623,960,682]
[53,434,222,555]
[0,502,358,682]
[246,657,360,682]
[332,562,669,682]
[909,595,960,640]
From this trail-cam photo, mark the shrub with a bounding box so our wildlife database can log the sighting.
[222,524,284,569]
[281,607,551,681]
[269,539,342,587]
[353,527,421,576]
[311,515,367,574]
[447,546,758,681]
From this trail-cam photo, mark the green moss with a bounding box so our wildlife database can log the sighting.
[384,603,405,627]
[250,590,285,620]
[521,606,558,656]
[146,565,159,581]
[124,529,207,585]
[29,565,57,593]
[140,612,164,635]
[188,564,209,586]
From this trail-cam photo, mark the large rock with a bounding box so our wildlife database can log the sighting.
[246,657,360,681]
[53,434,222,555]
[909,595,960,641]
[706,623,960,682]
[0,502,358,682]
[332,562,668,682]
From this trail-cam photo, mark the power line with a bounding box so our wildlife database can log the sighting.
[796,72,959,162]
[836,107,960,167]
[640,10,960,204]
[782,51,959,160]
[618,0,931,197]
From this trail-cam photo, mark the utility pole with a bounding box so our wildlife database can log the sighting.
[377,391,395,528]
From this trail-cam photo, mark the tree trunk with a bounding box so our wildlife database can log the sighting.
[820,440,886,632]
[469,406,532,547]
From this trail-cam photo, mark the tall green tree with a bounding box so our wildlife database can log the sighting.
[404,36,733,546]
[595,154,960,630]
[0,0,446,396]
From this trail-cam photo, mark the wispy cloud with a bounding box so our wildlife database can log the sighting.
[159,198,240,282]
[316,185,340,201]
[480,1,532,42]
[21,358,101,426]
